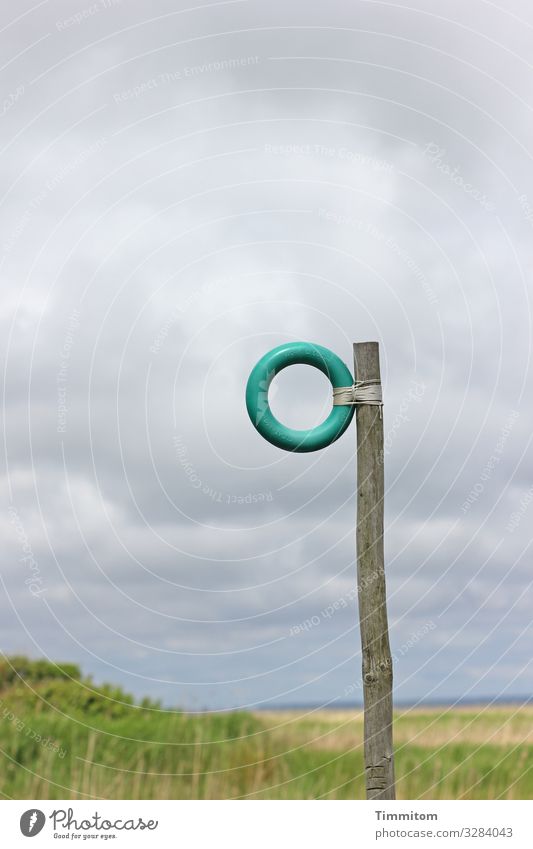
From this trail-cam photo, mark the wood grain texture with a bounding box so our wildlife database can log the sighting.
[354,341,395,800]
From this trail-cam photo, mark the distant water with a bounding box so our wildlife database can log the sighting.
[253,695,533,711]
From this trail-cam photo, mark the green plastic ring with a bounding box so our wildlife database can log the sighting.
[245,342,355,453]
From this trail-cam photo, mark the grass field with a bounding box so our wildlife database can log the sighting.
[1,657,531,800]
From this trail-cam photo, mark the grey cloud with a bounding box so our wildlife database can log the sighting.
[1,0,532,708]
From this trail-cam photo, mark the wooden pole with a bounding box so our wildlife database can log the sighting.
[354,341,395,800]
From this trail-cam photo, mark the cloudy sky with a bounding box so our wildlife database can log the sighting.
[1,0,532,710]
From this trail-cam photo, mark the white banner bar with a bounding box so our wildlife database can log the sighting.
[1,800,532,848]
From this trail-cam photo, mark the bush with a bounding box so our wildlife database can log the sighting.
[0,655,159,720]
[0,655,81,689]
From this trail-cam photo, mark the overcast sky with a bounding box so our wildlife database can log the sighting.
[1,0,532,710]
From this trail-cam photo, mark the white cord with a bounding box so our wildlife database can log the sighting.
[333,379,383,416]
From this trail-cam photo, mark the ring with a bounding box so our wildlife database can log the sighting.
[245,342,355,452]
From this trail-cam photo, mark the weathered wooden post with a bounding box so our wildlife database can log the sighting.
[245,340,395,800]
[354,342,395,799]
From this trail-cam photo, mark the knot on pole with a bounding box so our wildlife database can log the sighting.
[332,379,383,417]
[363,657,393,686]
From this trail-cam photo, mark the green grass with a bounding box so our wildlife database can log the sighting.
[0,656,531,799]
